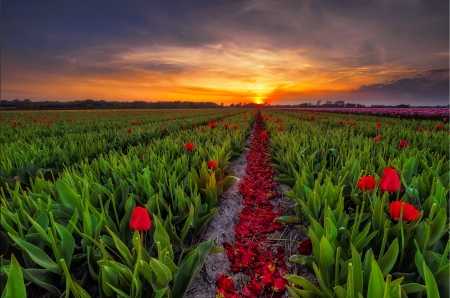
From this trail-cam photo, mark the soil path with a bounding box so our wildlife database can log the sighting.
[185,127,253,298]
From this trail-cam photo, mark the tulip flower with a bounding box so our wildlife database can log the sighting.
[374,135,381,141]
[272,277,288,292]
[242,285,256,298]
[357,175,376,191]
[210,123,216,129]
[247,279,263,295]
[224,123,229,129]
[298,238,312,254]
[126,128,132,133]
[233,125,238,130]
[216,275,236,293]
[436,124,443,131]
[418,126,424,131]
[278,126,284,131]
[398,140,408,148]
[185,142,195,151]
[208,160,217,169]
[130,206,152,231]
[375,123,381,129]
[389,201,419,222]
[380,167,401,192]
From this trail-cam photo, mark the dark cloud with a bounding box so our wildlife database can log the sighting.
[353,69,449,103]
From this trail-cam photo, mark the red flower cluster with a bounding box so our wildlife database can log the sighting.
[217,116,287,297]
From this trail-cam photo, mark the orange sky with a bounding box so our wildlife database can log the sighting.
[2,1,449,105]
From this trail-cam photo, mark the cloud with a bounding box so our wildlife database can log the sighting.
[352,68,449,103]
[1,0,448,105]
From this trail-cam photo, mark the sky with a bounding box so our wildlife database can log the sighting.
[1,0,449,106]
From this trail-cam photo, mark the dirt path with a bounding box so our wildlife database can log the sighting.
[185,128,253,298]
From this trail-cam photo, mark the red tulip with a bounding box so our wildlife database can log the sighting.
[131,121,136,125]
[398,140,408,148]
[129,206,151,231]
[233,125,238,130]
[242,285,256,298]
[339,120,343,125]
[210,123,216,129]
[247,279,263,295]
[215,289,226,298]
[357,175,376,191]
[260,130,267,137]
[374,135,381,141]
[193,125,197,129]
[278,126,284,131]
[272,277,288,292]
[224,123,229,129]
[436,124,443,131]
[275,118,280,123]
[185,142,195,151]
[375,123,381,129]
[389,201,419,222]
[380,168,401,192]
[216,275,236,293]
[298,238,312,254]
[418,126,424,131]
[201,127,205,131]
[126,128,132,133]
[208,160,217,169]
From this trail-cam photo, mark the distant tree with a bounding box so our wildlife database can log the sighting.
[317,100,321,106]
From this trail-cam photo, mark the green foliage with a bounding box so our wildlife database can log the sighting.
[269,111,449,297]
[0,109,255,297]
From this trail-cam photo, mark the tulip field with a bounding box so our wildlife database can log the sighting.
[0,108,449,298]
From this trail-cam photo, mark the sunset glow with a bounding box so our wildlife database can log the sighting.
[2,1,448,105]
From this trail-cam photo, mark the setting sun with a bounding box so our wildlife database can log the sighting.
[253,97,265,105]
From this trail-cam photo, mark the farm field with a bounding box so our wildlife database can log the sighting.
[0,108,449,298]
